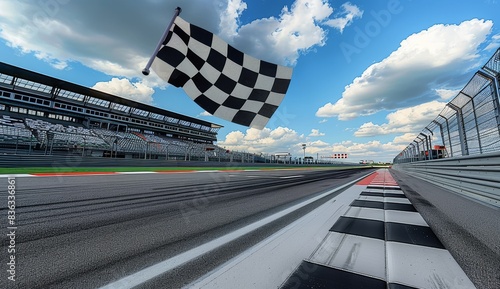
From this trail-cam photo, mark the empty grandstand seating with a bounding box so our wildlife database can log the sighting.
[0,115,258,162]
[0,62,262,162]
[25,118,108,149]
[0,115,36,147]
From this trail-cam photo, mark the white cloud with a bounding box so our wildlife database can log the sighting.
[219,0,248,39]
[309,128,325,136]
[303,139,405,163]
[198,111,212,117]
[216,126,406,162]
[0,0,363,84]
[324,2,363,33]
[217,127,303,154]
[231,0,338,65]
[0,0,156,79]
[484,33,500,51]
[217,127,303,153]
[393,133,418,144]
[354,100,446,137]
[435,88,459,100]
[316,19,493,120]
[92,78,154,104]
[319,119,328,123]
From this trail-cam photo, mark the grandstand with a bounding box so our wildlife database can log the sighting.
[0,62,260,162]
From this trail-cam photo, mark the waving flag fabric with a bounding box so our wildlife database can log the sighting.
[151,16,293,129]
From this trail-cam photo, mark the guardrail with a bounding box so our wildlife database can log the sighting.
[392,152,500,208]
[392,48,500,208]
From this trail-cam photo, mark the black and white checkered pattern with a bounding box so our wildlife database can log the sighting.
[280,170,475,289]
[151,16,293,129]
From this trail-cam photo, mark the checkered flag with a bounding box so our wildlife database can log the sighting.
[150,16,293,129]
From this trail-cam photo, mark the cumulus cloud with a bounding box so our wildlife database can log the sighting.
[484,33,500,51]
[309,129,325,136]
[353,100,446,137]
[324,2,363,33]
[303,139,405,162]
[219,0,248,39]
[392,133,418,145]
[316,19,493,120]
[217,126,303,153]
[230,0,339,65]
[92,78,154,104]
[0,0,154,77]
[216,126,404,162]
[0,0,362,78]
[435,88,460,100]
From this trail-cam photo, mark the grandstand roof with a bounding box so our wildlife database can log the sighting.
[0,61,223,130]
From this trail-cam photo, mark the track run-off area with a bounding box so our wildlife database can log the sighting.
[1,167,499,288]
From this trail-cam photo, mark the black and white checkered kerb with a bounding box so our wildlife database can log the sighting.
[151,16,293,129]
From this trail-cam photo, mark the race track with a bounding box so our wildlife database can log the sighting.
[0,168,375,289]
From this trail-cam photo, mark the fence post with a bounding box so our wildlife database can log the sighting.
[441,116,454,157]
[478,70,500,148]
[448,103,469,156]
[419,133,428,160]
[425,128,433,160]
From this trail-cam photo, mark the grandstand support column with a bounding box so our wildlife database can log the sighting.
[114,138,118,158]
[82,136,86,157]
[15,130,18,155]
[29,134,32,155]
[49,138,54,155]
[165,145,169,161]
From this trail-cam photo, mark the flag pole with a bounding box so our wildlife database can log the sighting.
[142,7,182,76]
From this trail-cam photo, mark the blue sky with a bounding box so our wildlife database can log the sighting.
[1,0,499,163]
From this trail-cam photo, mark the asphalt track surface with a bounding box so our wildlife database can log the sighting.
[0,168,376,289]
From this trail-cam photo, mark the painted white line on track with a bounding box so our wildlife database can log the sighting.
[116,172,158,174]
[186,184,372,289]
[0,174,33,178]
[98,173,374,289]
[279,175,303,179]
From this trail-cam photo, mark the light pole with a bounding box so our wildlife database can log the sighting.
[302,143,306,163]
